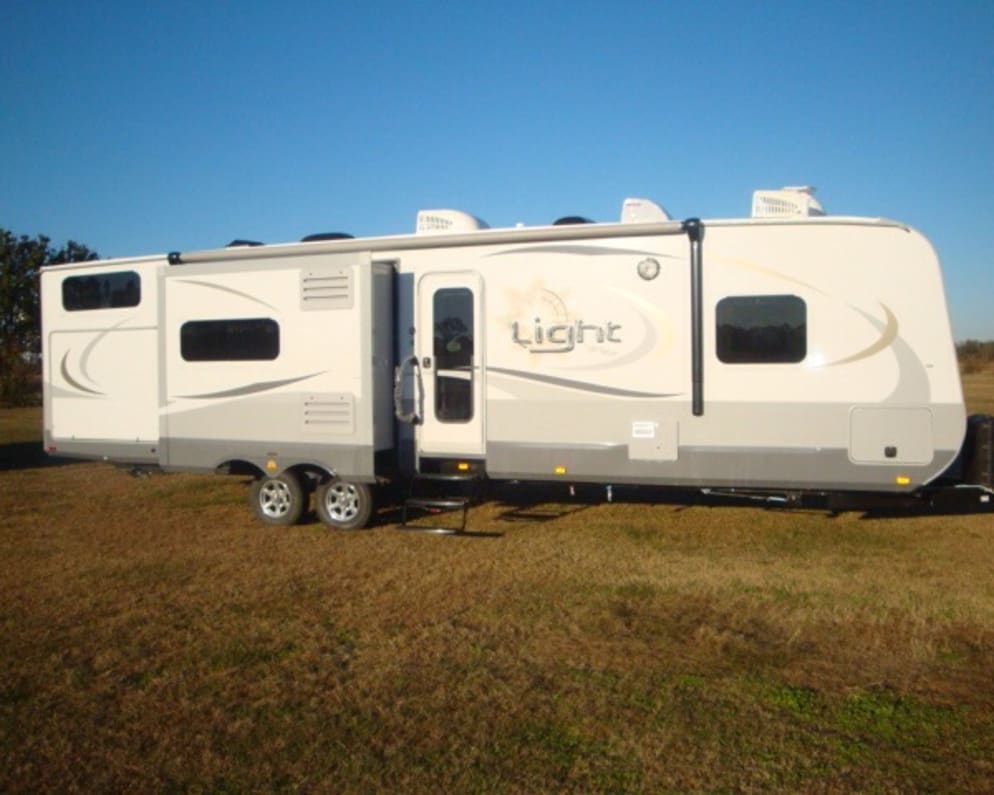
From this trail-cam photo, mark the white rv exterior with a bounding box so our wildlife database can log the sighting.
[40,189,989,528]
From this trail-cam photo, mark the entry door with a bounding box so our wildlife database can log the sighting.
[416,272,485,457]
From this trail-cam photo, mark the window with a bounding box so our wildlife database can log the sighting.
[433,288,474,422]
[62,271,141,311]
[716,294,806,364]
[181,318,280,362]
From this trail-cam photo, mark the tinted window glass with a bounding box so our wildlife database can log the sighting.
[181,318,280,361]
[716,295,806,364]
[433,288,474,422]
[62,271,141,311]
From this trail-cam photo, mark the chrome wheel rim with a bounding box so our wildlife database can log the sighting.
[259,480,293,518]
[324,482,359,522]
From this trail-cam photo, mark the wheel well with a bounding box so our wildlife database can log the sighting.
[288,464,333,491]
[216,460,336,491]
[216,460,264,478]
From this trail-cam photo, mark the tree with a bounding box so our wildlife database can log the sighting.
[0,229,97,406]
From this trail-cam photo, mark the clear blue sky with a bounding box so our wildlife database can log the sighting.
[3,0,992,338]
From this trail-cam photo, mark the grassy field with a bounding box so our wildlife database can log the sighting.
[1,372,993,793]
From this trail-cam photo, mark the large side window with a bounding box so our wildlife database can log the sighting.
[433,288,474,422]
[181,318,280,362]
[716,294,806,364]
[62,271,141,311]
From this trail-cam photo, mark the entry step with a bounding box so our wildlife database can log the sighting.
[399,471,483,533]
[409,472,480,483]
[404,497,470,512]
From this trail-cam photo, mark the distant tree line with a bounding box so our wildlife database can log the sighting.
[0,228,97,406]
[957,340,994,375]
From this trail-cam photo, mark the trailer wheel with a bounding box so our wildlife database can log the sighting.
[250,471,305,526]
[315,480,373,530]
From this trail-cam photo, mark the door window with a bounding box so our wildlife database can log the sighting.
[433,288,474,422]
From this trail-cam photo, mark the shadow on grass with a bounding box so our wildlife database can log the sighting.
[0,441,75,472]
[479,481,993,523]
[496,503,592,523]
[857,492,994,519]
[368,501,503,537]
[488,481,778,513]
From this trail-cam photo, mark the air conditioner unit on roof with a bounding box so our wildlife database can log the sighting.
[752,186,826,218]
[415,209,489,234]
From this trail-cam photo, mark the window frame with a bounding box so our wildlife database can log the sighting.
[180,317,281,362]
[715,294,807,365]
[61,271,141,312]
[432,287,475,423]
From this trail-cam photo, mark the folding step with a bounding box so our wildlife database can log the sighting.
[399,471,482,533]
[404,497,471,512]
[401,496,471,533]
[411,472,480,483]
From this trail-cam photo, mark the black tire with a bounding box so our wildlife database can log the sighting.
[315,480,374,530]
[249,471,306,526]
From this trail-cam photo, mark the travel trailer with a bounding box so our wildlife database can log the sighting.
[40,187,993,529]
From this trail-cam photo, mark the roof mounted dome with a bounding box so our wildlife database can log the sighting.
[301,232,354,242]
[416,209,489,234]
[620,197,671,223]
[752,186,825,218]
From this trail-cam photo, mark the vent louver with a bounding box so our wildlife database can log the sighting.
[301,394,355,435]
[300,267,353,310]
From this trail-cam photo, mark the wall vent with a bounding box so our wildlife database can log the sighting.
[300,267,353,310]
[301,393,355,436]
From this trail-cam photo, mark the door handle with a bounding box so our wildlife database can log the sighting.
[393,356,423,425]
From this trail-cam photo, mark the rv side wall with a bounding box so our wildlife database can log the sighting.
[40,213,969,501]
[41,257,164,464]
[159,252,386,481]
[389,220,964,493]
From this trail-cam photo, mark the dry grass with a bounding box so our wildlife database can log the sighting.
[962,366,994,415]
[2,374,993,793]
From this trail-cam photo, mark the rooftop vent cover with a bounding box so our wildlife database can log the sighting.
[415,209,489,234]
[301,232,354,242]
[620,197,671,223]
[752,186,826,218]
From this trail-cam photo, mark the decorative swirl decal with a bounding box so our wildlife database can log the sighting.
[488,366,679,399]
[60,351,104,396]
[175,279,280,312]
[823,304,899,367]
[176,371,325,399]
[79,318,129,384]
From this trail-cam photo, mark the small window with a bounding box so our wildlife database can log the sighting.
[716,294,806,364]
[433,288,474,422]
[181,318,280,362]
[62,271,141,311]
